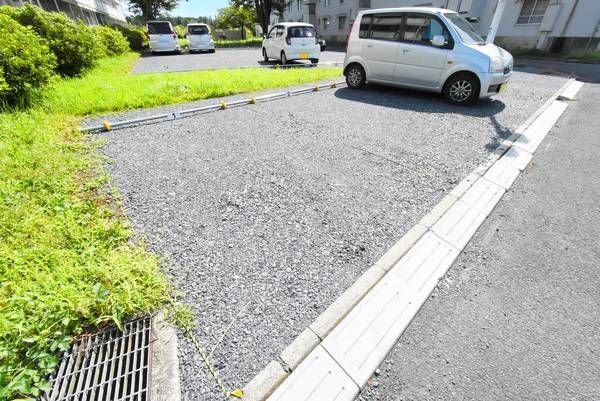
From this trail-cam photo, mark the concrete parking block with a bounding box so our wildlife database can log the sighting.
[504,146,533,171]
[243,361,288,401]
[322,232,459,387]
[483,154,521,190]
[266,345,359,401]
[310,264,387,340]
[375,224,428,272]
[513,100,569,153]
[448,172,481,199]
[558,80,584,100]
[151,314,181,401]
[460,177,506,216]
[280,328,320,371]
[431,200,487,251]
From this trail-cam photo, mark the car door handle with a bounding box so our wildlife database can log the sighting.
[402,49,411,54]
[366,44,374,48]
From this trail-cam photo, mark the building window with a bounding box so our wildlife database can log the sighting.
[297,0,301,11]
[338,15,346,30]
[323,0,330,7]
[517,0,549,24]
[287,1,292,12]
[322,17,330,30]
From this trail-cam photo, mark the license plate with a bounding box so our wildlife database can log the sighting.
[299,52,308,59]
[499,83,507,93]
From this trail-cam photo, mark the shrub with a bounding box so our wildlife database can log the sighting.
[112,25,147,51]
[175,24,186,38]
[92,25,130,56]
[1,5,100,76]
[0,14,56,107]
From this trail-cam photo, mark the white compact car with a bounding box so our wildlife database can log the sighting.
[262,23,320,65]
[147,21,181,54]
[343,8,513,104]
[187,23,215,53]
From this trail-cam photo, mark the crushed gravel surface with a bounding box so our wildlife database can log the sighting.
[98,70,568,399]
[131,48,346,74]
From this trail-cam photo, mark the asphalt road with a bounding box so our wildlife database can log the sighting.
[98,71,567,399]
[131,48,346,74]
[357,83,600,400]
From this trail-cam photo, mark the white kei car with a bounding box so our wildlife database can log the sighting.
[262,22,320,65]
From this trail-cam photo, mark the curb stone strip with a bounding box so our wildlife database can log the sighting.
[244,78,581,401]
[81,80,346,133]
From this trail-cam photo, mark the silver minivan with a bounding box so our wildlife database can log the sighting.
[343,7,513,104]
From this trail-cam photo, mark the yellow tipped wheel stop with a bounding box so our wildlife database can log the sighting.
[313,86,319,91]
[229,388,244,399]
[249,97,256,104]
[220,101,227,110]
[102,121,112,132]
[331,81,337,88]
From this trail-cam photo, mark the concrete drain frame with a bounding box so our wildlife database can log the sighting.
[43,316,153,401]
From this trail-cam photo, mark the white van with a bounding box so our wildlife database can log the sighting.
[343,8,513,104]
[186,23,215,53]
[147,21,181,54]
[262,23,320,65]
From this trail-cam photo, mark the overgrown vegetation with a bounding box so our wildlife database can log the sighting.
[92,25,131,57]
[215,37,263,48]
[0,46,339,399]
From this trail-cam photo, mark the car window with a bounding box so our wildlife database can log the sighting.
[403,14,451,46]
[361,13,403,41]
[288,26,316,37]
[358,16,371,38]
[445,13,484,44]
[188,25,209,35]
[147,22,172,35]
[276,26,285,37]
[267,26,277,38]
[370,14,403,41]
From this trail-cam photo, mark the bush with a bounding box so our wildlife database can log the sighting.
[92,25,130,56]
[1,5,100,76]
[0,14,56,107]
[175,24,186,39]
[112,25,147,51]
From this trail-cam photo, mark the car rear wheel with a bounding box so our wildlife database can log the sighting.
[310,59,319,65]
[262,48,268,62]
[443,74,479,105]
[281,51,288,65]
[345,64,366,89]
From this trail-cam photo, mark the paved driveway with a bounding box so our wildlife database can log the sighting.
[99,71,568,399]
[131,48,346,74]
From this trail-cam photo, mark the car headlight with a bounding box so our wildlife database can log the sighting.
[489,56,504,73]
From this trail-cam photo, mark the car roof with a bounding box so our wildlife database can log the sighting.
[275,22,314,27]
[187,23,209,26]
[360,7,456,15]
[147,20,171,24]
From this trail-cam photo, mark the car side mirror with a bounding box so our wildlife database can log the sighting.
[262,34,267,39]
[432,35,446,47]
[466,16,479,23]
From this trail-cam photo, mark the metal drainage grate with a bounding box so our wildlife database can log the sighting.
[43,316,152,401]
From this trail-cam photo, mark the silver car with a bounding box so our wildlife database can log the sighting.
[343,7,513,104]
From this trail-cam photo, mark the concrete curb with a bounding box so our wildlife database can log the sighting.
[81,79,345,133]
[151,313,181,401]
[243,77,581,401]
[242,361,288,401]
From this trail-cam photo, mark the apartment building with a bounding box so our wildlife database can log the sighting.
[282,0,600,53]
[0,0,127,25]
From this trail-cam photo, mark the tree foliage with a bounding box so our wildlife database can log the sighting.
[216,4,256,39]
[231,0,286,34]
[127,0,185,22]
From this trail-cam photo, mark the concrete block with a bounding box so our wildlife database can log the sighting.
[448,172,480,199]
[310,263,386,340]
[375,223,428,271]
[418,194,458,228]
[513,100,568,153]
[483,154,521,190]
[431,199,487,251]
[266,345,358,401]
[460,177,506,216]
[280,328,320,371]
[244,361,288,401]
[151,313,181,401]
[558,80,584,100]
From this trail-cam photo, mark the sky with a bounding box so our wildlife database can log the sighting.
[171,0,230,18]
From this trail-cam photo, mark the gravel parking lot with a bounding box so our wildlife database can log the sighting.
[131,48,346,74]
[99,71,567,399]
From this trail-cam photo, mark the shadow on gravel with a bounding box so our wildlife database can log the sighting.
[514,58,600,84]
[333,85,506,117]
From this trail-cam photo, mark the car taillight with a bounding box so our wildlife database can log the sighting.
[286,36,291,45]
[315,36,318,44]
[172,32,177,39]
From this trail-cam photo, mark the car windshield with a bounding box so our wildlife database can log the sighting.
[445,14,484,45]
[147,22,172,35]
[188,25,209,35]
[288,26,316,38]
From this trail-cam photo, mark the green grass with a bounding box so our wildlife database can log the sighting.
[215,38,262,48]
[0,52,340,400]
[45,53,342,116]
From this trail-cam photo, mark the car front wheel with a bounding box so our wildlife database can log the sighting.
[345,64,366,89]
[262,48,268,62]
[281,51,288,65]
[443,74,480,105]
[310,58,319,65]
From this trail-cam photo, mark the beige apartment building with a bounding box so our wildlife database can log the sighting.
[0,0,127,25]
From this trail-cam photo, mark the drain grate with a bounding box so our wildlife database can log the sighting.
[43,316,152,401]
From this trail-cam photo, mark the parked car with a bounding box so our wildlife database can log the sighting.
[147,21,181,54]
[262,23,320,65]
[343,7,513,104]
[186,23,215,53]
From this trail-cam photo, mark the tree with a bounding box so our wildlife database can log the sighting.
[216,4,256,40]
[232,0,286,34]
[127,0,186,23]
